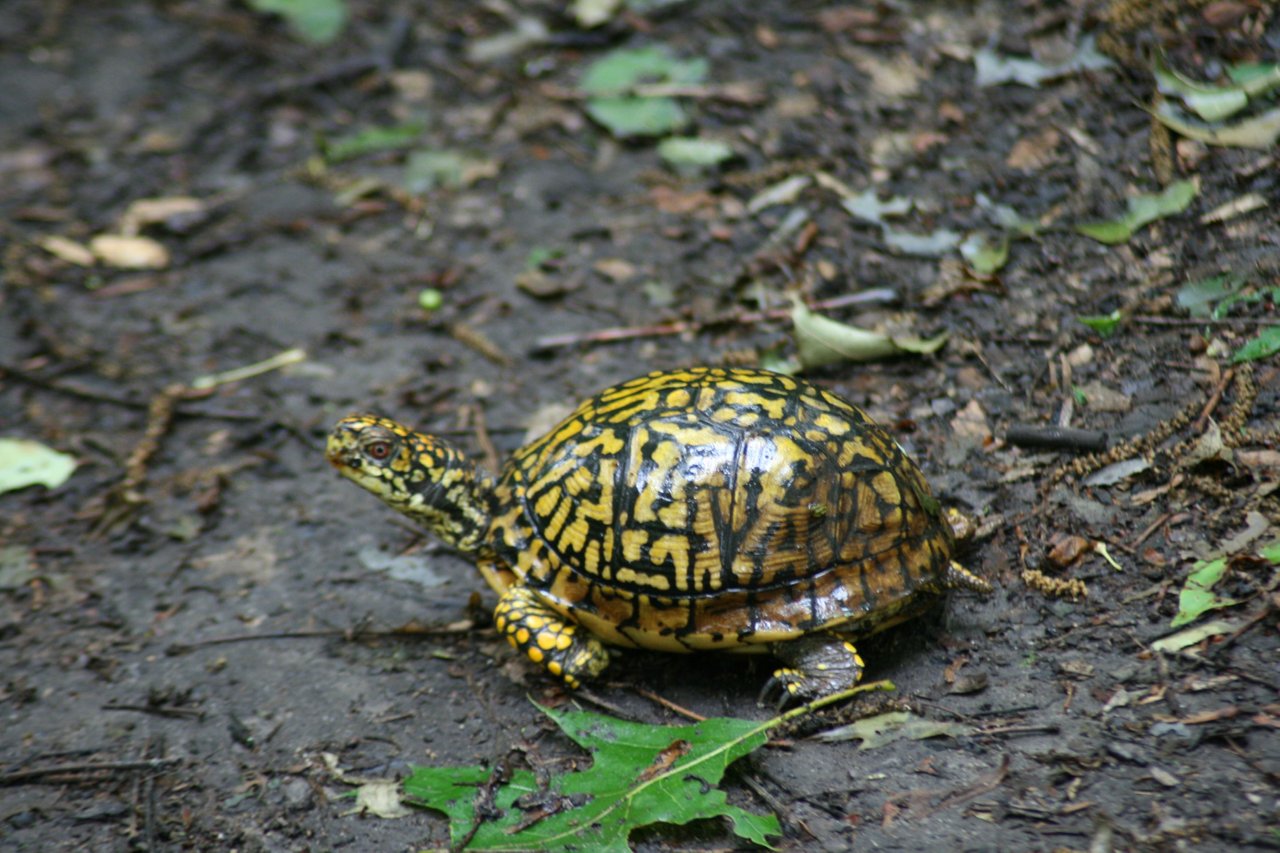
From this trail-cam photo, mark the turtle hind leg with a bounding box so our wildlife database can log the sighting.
[944,560,992,595]
[493,585,610,689]
[760,634,865,708]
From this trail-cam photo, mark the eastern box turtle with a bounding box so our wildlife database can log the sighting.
[326,367,990,703]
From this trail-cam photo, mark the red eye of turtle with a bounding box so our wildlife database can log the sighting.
[366,440,393,461]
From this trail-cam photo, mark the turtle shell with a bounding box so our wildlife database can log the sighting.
[485,367,956,653]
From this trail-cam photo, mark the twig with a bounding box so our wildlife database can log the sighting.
[533,290,897,352]
[1192,367,1233,434]
[628,686,707,722]
[1005,425,1108,453]
[539,81,765,104]
[165,621,477,655]
[0,758,180,786]
[1130,316,1276,327]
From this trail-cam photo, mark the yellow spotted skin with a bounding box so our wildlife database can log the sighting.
[327,367,991,702]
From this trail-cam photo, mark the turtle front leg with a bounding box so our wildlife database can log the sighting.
[493,585,610,689]
[760,634,865,707]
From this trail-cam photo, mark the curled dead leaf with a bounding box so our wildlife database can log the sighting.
[89,234,170,269]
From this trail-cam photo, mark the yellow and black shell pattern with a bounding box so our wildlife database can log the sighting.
[484,367,957,654]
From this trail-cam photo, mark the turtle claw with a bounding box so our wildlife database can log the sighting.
[761,635,865,707]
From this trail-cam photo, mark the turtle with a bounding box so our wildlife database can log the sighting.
[325,367,991,704]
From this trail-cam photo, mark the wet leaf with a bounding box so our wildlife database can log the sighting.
[790,296,948,369]
[572,0,623,28]
[1152,101,1280,150]
[974,35,1111,88]
[402,150,499,192]
[814,711,973,748]
[1151,618,1240,653]
[1077,310,1123,336]
[657,137,733,171]
[246,0,346,44]
[580,47,707,138]
[1171,556,1238,628]
[587,97,688,137]
[838,189,912,224]
[1153,55,1250,122]
[882,226,962,257]
[959,232,1010,275]
[1082,457,1150,486]
[466,17,551,63]
[1075,180,1198,244]
[324,122,425,162]
[0,546,37,590]
[747,174,812,213]
[1231,326,1280,363]
[1176,273,1246,318]
[0,438,77,494]
[403,703,780,851]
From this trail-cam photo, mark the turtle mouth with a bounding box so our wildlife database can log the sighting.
[325,434,361,472]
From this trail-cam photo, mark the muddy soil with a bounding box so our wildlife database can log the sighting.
[2,1,1278,851]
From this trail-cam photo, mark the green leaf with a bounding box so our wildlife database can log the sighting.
[959,233,1010,275]
[579,47,707,138]
[1171,557,1238,628]
[1232,326,1280,363]
[402,150,499,193]
[974,34,1111,87]
[1152,100,1280,150]
[580,47,707,95]
[881,227,962,257]
[1152,54,1250,122]
[1074,179,1198,244]
[0,438,77,494]
[1176,273,1246,318]
[1151,618,1240,653]
[790,295,947,370]
[657,137,733,170]
[246,0,347,44]
[586,97,688,138]
[1077,310,1123,336]
[403,704,780,851]
[1225,62,1280,95]
[324,122,425,163]
[813,711,973,749]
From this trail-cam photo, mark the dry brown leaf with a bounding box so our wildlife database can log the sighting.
[1006,128,1061,171]
[648,186,717,215]
[37,235,95,266]
[119,196,207,235]
[1047,533,1092,568]
[950,399,991,443]
[849,50,926,98]
[593,258,637,282]
[89,234,170,269]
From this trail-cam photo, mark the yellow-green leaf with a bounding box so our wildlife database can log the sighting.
[1075,180,1198,244]
[0,438,77,494]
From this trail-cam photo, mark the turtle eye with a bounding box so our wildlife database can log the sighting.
[365,440,394,461]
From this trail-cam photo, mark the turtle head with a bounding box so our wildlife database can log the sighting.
[327,414,494,553]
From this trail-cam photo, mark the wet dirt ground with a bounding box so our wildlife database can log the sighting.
[2,1,1278,850]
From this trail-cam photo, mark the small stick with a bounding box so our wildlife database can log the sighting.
[165,622,477,655]
[1192,367,1233,434]
[0,758,180,786]
[1130,316,1275,327]
[1005,425,1108,453]
[628,686,707,722]
[534,290,897,352]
